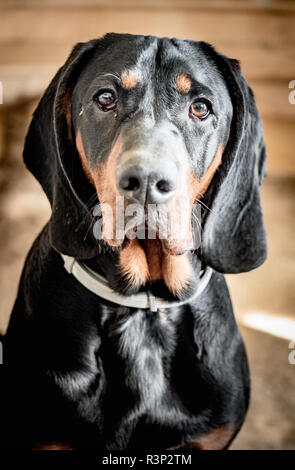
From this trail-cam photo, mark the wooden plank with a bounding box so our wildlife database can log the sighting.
[1,41,294,84]
[251,81,295,120]
[0,65,56,104]
[0,112,4,160]
[2,0,295,14]
[1,7,294,45]
[0,6,294,82]
[263,118,295,175]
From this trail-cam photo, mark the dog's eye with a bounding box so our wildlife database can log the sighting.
[189,100,211,120]
[94,90,117,111]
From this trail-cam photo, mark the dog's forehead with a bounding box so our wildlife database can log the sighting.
[78,35,224,91]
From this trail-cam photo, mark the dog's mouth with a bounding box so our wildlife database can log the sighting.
[95,200,200,297]
[118,236,195,297]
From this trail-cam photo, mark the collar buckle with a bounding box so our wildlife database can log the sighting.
[148,291,158,313]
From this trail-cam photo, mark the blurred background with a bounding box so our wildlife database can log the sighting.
[0,0,294,449]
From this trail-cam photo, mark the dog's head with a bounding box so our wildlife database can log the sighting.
[24,34,267,299]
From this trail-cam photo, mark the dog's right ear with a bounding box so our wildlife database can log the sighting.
[198,43,267,274]
[23,38,106,259]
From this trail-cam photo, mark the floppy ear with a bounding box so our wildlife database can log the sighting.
[23,39,103,258]
[200,45,267,273]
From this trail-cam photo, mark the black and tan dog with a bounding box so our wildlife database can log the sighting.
[1,33,267,450]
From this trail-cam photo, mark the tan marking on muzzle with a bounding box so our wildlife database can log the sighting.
[160,149,194,258]
[176,74,192,94]
[76,131,95,185]
[188,144,223,211]
[144,239,163,282]
[92,138,123,247]
[119,239,150,288]
[121,71,138,90]
[186,144,223,250]
[162,252,193,297]
[163,193,194,256]
[198,144,223,196]
[76,134,123,247]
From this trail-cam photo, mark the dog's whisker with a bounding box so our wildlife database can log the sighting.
[83,219,95,241]
[192,212,203,252]
[196,200,213,213]
[195,195,215,214]
[85,192,98,209]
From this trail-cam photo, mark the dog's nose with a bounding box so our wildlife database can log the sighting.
[117,165,177,204]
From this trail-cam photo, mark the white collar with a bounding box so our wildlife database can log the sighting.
[61,253,213,312]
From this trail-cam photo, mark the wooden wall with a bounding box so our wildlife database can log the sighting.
[0,0,294,173]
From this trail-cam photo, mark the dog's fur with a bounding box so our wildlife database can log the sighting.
[1,34,267,450]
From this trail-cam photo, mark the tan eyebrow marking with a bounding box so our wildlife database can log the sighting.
[176,74,192,94]
[121,71,138,90]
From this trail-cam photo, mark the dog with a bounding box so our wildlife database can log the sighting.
[1,33,267,450]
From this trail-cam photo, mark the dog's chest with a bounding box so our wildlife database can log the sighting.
[108,309,179,406]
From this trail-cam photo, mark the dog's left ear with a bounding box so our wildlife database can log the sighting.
[23,39,104,259]
[200,44,267,273]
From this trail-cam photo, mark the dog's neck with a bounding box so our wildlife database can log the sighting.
[61,253,213,312]
[82,245,203,302]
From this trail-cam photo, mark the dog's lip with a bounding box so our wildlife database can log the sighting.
[160,238,192,256]
[138,234,193,256]
[103,223,194,255]
[103,235,192,257]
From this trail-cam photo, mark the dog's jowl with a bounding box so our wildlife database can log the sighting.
[1,34,267,450]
